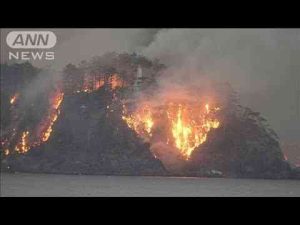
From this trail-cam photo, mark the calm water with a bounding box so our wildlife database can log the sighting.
[1,172,299,197]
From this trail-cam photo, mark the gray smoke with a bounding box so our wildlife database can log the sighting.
[0,28,160,69]
[140,29,300,143]
[1,28,299,144]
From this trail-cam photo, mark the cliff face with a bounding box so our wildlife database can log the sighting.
[1,58,298,179]
[186,106,292,179]
[2,89,167,176]
[1,88,296,178]
[1,81,295,179]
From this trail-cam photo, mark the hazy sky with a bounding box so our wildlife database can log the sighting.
[1,28,299,142]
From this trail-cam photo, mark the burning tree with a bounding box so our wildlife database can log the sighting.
[1,54,297,179]
[1,54,168,176]
[122,101,221,160]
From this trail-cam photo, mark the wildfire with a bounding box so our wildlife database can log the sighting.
[168,103,220,159]
[205,104,209,113]
[40,90,64,142]
[15,131,30,153]
[122,101,221,160]
[109,74,124,90]
[82,74,101,93]
[95,79,105,90]
[81,73,125,93]
[2,88,65,156]
[10,93,19,105]
[4,149,10,156]
[122,104,154,137]
[3,73,125,156]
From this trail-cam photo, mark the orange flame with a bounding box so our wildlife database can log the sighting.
[15,131,30,153]
[122,104,154,137]
[40,91,64,142]
[8,89,64,155]
[122,101,220,160]
[80,73,125,93]
[10,93,19,105]
[95,79,105,90]
[4,149,10,156]
[168,104,220,159]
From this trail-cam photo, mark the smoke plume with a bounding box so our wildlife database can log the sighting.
[140,29,300,142]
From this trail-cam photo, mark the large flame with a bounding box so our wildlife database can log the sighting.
[122,104,154,138]
[122,101,220,160]
[2,88,64,155]
[2,73,126,156]
[39,89,64,142]
[168,103,220,159]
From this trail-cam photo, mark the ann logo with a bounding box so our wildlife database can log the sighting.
[12,33,49,47]
[6,31,57,49]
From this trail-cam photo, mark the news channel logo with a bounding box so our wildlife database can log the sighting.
[6,31,57,61]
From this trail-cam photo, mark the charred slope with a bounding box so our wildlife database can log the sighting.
[2,89,167,176]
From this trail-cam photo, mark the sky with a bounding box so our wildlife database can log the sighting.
[1,28,299,143]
